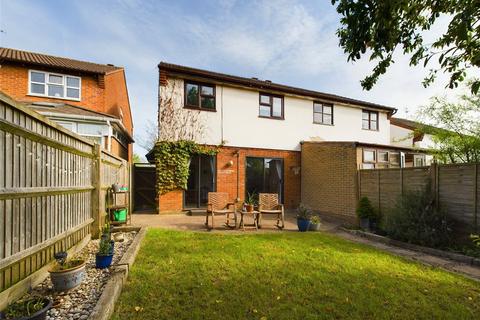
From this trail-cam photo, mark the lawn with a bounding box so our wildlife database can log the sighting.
[112,229,480,320]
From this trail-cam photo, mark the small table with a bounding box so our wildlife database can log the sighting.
[238,210,259,231]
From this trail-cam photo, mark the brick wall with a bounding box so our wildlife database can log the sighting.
[158,145,301,213]
[301,142,359,222]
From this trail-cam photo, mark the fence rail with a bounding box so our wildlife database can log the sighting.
[0,92,129,302]
[358,163,479,235]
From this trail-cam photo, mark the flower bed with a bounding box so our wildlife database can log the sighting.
[15,231,137,320]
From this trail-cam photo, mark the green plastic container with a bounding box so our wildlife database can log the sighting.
[113,208,127,222]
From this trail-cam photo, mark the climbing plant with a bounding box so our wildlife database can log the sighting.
[154,140,218,195]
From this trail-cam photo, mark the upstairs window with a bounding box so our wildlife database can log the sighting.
[29,70,81,100]
[362,110,378,130]
[259,93,284,119]
[184,81,215,111]
[313,102,333,125]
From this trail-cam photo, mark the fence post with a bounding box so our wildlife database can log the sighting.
[91,144,102,238]
[474,164,478,233]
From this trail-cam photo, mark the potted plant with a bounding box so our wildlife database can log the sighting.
[112,183,121,193]
[48,252,85,292]
[1,296,52,320]
[296,203,311,232]
[244,192,257,212]
[95,239,113,269]
[101,223,115,255]
[357,197,375,231]
[309,215,321,231]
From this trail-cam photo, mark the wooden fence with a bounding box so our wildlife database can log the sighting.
[358,163,479,235]
[0,93,129,302]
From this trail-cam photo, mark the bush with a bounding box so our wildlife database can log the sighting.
[296,203,312,220]
[385,185,451,248]
[356,197,375,220]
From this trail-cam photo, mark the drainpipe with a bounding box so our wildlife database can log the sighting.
[107,120,112,152]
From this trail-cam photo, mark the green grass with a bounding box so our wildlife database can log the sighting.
[112,229,480,320]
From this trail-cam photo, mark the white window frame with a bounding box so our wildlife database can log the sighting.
[28,70,81,101]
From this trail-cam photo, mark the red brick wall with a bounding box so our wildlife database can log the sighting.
[158,145,301,213]
[0,64,105,112]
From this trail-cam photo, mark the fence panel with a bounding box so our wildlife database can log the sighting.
[358,163,479,236]
[0,93,130,303]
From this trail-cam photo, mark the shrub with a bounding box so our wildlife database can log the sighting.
[296,203,312,220]
[385,185,451,248]
[356,197,375,220]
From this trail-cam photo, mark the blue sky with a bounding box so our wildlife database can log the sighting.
[0,0,457,157]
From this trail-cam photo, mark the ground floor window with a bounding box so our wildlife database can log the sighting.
[246,157,284,203]
[184,154,216,208]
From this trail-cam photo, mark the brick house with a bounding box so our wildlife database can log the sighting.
[153,62,427,218]
[0,47,133,161]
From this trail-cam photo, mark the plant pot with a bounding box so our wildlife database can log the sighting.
[112,183,121,193]
[245,204,254,212]
[360,217,370,231]
[309,222,321,231]
[297,218,311,232]
[48,261,86,292]
[1,297,52,320]
[369,220,378,232]
[95,253,113,269]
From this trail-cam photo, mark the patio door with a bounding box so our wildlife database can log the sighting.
[246,157,283,202]
[184,154,216,208]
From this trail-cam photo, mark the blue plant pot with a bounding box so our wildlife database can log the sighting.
[297,218,311,232]
[95,253,113,269]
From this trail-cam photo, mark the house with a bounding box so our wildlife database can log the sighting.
[0,47,134,161]
[390,117,436,166]
[154,62,427,219]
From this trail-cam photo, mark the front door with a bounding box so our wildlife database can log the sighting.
[246,157,284,202]
[184,154,216,208]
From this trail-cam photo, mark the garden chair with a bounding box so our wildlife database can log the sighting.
[206,192,237,230]
[258,193,284,229]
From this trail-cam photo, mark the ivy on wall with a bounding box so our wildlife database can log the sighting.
[154,140,219,195]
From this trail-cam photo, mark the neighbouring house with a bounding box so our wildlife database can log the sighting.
[0,47,134,161]
[390,117,437,166]
[152,62,428,219]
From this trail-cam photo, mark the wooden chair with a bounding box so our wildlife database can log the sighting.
[206,192,237,229]
[258,193,284,229]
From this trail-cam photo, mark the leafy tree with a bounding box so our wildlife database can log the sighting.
[332,0,480,94]
[416,87,480,163]
[132,153,144,163]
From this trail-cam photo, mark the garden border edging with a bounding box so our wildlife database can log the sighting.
[342,228,480,267]
[89,227,147,320]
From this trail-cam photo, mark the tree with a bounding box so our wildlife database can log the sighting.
[416,87,480,163]
[332,0,480,94]
[132,153,143,163]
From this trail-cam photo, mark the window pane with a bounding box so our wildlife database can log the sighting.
[378,151,388,162]
[67,88,80,99]
[186,83,199,106]
[362,119,370,129]
[362,111,370,120]
[370,112,378,121]
[313,113,322,123]
[77,123,108,136]
[390,153,400,164]
[66,77,80,88]
[55,121,75,132]
[201,96,215,109]
[49,74,63,84]
[31,72,45,83]
[362,163,375,169]
[201,85,214,96]
[323,105,332,115]
[313,103,322,113]
[48,84,64,97]
[371,120,378,130]
[31,83,45,94]
[259,105,270,117]
[272,97,282,117]
[323,114,332,125]
[260,95,270,104]
[363,150,375,162]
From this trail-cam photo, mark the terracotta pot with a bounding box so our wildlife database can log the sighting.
[245,204,254,212]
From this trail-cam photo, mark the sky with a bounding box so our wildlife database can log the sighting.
[0,0,462,158]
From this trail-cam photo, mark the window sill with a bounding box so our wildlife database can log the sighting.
[362,128,379,132]
[258,115,284,120]
[183,105,217,112]
[313,122,334,126]
[27,93,81,102]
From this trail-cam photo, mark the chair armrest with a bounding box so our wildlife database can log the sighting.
[227,203,236,210]
[276,204,284,210]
